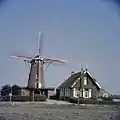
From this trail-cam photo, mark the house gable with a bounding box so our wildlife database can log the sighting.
[57,69,101,90]
[71,71,101,89]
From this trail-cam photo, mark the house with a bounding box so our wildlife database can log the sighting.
[56,68,110,100]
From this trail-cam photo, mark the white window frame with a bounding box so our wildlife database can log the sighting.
[89,89,91,98]
[84,77,87,85]
[73,88,78,98]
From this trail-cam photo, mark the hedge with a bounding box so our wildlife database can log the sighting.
[0,95,46,102]
[68,97,120,105]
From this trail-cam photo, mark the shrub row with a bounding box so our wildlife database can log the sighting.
[68,97,120,105]
[0,95,46,102]
[49,94,57,100]
[49,95,120,105]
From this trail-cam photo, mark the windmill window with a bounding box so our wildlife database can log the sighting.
[35,83,39,88]
[84,77,87,85]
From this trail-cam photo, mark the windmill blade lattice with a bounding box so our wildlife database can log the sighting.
[38,32,44,57]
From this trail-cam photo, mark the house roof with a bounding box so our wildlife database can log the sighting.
[57,69,101,90]
[99,88,112,96]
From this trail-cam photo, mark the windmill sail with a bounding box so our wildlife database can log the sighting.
[10,32,67,89]
[38,32,44,56]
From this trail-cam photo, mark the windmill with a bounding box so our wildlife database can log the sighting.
[10,32,67,90]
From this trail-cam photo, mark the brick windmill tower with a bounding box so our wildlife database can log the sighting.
[10,32,67,98]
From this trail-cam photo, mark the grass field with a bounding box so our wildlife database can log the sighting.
[0,100,120,120]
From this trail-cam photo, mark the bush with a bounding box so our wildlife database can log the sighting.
[90,97,97,100]
[102,97,113,101]
[98,96,113,101]
[49,94,57,100]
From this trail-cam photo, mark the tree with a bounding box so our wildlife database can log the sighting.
[1,85,11,96]
[12,84,21,95]
[1,84,21,96]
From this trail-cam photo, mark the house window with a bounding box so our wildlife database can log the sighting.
[84,91,89,98]
[84,77,87,85]
[83,89,91,98]
[85,91,88,97]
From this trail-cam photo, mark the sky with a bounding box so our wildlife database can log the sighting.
[0,0,120,94]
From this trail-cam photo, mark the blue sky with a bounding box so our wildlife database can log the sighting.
[0,0,120,94]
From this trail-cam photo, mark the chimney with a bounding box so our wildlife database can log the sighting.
[71,71,74,75]
[85,68,88,71]
[81,67,84,72]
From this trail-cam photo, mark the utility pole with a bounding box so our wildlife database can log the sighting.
[78,77,80,105]
[78,67,84,105]
[9,85,12,102]
[81,67,84,99]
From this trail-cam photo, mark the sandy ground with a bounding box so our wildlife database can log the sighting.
[0,100,120,120]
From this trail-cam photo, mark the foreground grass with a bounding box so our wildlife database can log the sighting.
[0,101,119,120]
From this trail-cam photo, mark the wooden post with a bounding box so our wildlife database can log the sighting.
[9,85,12,102]
[9,93,12,102]
[32,90,34,102]
[78,90,80,105]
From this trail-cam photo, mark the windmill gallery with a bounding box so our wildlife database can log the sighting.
[1,32,116,103]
